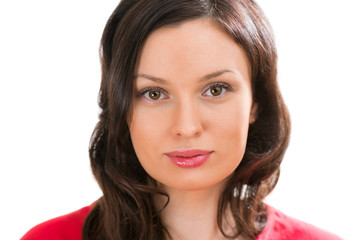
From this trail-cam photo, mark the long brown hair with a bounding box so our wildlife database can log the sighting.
[83,0,290,239]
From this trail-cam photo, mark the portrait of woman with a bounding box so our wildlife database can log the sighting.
[1,0,359,239]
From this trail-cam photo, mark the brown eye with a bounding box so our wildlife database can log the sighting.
[148,90,161,100]
[139,87,167,101]
[203,82,231,97]
[210,86,222,96]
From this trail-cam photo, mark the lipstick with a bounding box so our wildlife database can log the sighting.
[165,149,212,168]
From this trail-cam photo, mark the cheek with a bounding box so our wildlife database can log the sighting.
[129,106,166,159]
[208,101,251,154]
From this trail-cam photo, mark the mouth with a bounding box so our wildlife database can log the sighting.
[165,149,213,168]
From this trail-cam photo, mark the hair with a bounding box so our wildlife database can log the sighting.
[83,0,291,239]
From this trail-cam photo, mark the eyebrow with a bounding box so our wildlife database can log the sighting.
[135,69,235,84]
[200,69,235,82]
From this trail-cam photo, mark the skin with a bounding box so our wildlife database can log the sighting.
[129,18,257,240]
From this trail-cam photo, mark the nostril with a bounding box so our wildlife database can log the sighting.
[172,104,203,138]
[175,127,202,138]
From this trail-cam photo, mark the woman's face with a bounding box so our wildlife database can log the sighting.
[129,19,257,191]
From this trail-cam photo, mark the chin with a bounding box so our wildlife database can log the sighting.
[157,173,230,192]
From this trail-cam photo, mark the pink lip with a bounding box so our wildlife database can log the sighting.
[165,149,213,168]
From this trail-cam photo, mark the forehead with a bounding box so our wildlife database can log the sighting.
[136,18,251,82]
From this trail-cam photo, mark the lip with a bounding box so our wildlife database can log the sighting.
[165,149,213,168]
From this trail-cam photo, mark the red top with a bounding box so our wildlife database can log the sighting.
[21,205,342,240]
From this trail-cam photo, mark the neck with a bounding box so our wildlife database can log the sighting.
[155,181,234,240]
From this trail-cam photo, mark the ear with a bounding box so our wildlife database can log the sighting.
[249,102,258,124]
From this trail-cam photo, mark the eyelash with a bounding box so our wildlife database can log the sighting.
[137,82,232,102]
[137,86,168,99]
[203,82,232,97]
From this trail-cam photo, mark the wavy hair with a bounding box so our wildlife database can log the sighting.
[83,0,290,239]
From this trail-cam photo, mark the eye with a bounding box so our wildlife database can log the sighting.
[147,90,162,100]
[203,82,231,97]
[138,87,168,101]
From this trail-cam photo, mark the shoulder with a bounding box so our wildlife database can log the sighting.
[21,205,92,240]
[257,205,343,240]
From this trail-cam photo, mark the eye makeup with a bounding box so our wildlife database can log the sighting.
[136,80,235,103]
[202,82,233,97]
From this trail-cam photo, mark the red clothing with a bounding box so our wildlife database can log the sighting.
[255,206,342,240]
[21,205,91,240]
[21,205,342,240]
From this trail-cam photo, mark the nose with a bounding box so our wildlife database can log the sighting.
[171,99,203,138]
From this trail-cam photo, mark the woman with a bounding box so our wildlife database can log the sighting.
[21,0,342,239]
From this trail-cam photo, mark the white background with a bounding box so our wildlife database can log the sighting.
[0,1,360,239]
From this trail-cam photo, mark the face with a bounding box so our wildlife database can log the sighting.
[129,19,257,191]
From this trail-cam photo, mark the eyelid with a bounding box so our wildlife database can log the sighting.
[137,86,169,102]
[202,81,233,97]
[136,81,232,101]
